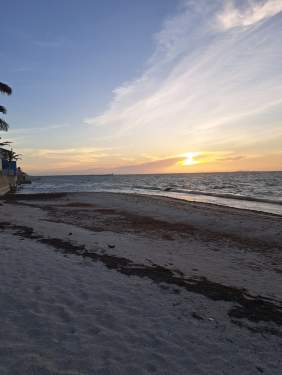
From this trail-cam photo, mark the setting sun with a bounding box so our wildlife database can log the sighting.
[181,152,200,166]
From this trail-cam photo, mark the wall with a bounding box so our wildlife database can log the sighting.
[0,175,10,196]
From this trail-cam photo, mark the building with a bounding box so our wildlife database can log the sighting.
[0,147,17,195]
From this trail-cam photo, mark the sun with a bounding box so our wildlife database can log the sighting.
[182,152,200,166]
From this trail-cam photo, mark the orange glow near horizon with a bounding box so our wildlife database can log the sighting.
[19,147,282,175]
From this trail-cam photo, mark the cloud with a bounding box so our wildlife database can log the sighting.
[12,66,33,73]
[22,147,279,174]
[20,146,115,172]
[215,155,245,161]
[9,124,69,135]
[84,0,282,157]
[218,0,282,30]
[113,156,183,174]
[22,146,112,159]
[87,152,243,174]
[33,37,66,48]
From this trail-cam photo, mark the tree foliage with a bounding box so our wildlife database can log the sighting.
[0,82,12,131]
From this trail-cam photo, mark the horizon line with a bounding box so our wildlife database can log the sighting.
[29,170,282,177]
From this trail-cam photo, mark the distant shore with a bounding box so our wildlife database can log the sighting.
[0,192,281,374]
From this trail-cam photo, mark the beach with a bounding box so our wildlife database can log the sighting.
[0,192,281,374]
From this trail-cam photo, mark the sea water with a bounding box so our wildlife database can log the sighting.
[19,171,282,215]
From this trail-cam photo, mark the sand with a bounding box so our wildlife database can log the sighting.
[0,192,281,374]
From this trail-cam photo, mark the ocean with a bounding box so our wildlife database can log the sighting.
[19,171,282,215]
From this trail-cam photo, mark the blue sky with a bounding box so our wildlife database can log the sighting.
[1,0,282,174]
[2,0,175,128]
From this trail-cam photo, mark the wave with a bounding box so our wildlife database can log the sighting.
[126,184,282,206]
[132,185,162,191]
[161,188,282,205]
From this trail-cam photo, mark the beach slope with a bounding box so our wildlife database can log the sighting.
[0,192,281,374]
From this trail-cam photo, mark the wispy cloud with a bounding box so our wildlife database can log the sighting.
[218,0,282,30]
[21,146,116,173]
[9,124,69,135]
[84,0,282,158]
[33,37,66,48]
[21,144,281,174]
[22,146,112,160]
[105,151,243,173]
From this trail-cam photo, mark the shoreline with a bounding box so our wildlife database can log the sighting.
[7,190,282,217]
[17,185,282,216]
[1,191,282,373]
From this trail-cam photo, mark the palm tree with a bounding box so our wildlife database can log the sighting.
[0,82,12,131]
[0,137,12,147]
[7,149,22,162]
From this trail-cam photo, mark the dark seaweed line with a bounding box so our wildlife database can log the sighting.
[4,196,282,251]
[1,222,282,329]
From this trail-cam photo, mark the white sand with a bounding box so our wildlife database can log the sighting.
[0,192,281,374]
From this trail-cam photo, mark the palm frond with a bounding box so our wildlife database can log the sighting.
[0,118,9,131]
[0,137,12,144]
[0,105,7,114]
[6,149,22,161]
[0,82,12,95]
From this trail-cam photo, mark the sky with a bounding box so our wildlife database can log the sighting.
[1,0,282,174]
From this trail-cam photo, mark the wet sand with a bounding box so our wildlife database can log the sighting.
[0,192,281,374]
